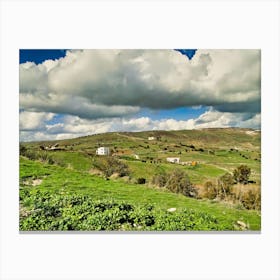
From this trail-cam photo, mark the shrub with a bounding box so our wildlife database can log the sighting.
[232,184,261,210]
[202,181,218,199]
[20,144,27,155]
[96,157,130,178]
[233,165,251,184]
[151,173,167,188]
[19,189,230,231]
[165,169,197,198]
[217,173,234,199]
[151,167,167,187]
[137,178,146,184]
[25,150,38,160]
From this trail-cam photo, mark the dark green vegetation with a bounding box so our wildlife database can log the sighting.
[20,128,261,231]
[20,189,228,231]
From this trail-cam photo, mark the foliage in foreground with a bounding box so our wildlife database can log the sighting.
[19,189,233,231]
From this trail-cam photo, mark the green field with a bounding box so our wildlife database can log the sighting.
[20,128,261,231]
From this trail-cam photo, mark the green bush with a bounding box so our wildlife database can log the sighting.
[217,173,235,199]
[232,184,261,210]
[203,181,218,199]
[165,169,198,198]
[20,144,27,155]
[19,189,231,231]
[151,171,167,188]
[95,157,130,178]
[152,169,197,198]
[233,165,251,184]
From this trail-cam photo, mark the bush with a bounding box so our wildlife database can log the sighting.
[19,189,230,231]
[151,171,168,188]
[137,178,146,184]
[217,173,234,199]
[152,169,197,198]
[20,144,27,155]
[96,157,130,178]
[233,165,251,184]
[203,181,218,199]
[165,169,197,198]
[202,173,234,200]
[232,184,261,210]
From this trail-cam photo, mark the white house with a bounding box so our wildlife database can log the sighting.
[96,147,110,156]
[166,157,180,164]
[148,136,155,141]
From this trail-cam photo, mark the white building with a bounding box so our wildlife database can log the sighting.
[148,136,155,141]
[166,157,180,164]
[96,147,110,156]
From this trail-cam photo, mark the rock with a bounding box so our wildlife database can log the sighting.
[88,168,103,176]
[32,179,42,186]
[110,173,120,179]
[120,176,130,183]
[236,220,247,229]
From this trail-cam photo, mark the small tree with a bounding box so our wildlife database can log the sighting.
[165,169,197,198]
[97,157,129,178]
[217,173,234,199]
[203,181,218,199]
[233,165,251,184]
[151,170,168,188]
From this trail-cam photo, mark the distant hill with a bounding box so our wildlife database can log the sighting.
[24,128,261,151]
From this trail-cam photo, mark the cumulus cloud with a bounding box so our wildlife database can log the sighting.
[193,110,260,129]
[19,49,261,119]
[19,110,260,142]
[19,111,55,131]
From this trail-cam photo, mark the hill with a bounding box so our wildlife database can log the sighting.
[19,128,261,231]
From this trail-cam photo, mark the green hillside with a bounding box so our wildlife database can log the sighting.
[20,128,261,231]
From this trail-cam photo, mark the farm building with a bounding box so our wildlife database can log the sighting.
[96,147,110,156]
[166,157,180,164]
[148,136,161,141]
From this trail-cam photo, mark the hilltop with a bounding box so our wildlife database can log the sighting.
[24,128,261,150]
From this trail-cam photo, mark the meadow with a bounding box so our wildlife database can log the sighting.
[19,128,261,231]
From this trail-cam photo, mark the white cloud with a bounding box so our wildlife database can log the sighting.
[19,49,261,119]
[19,111,55,131]
[19,110,261,142]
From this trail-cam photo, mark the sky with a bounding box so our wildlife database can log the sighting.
[19,49,261,142]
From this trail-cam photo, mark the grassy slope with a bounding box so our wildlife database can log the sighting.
[23,128,261,185]
[20,157,261,230]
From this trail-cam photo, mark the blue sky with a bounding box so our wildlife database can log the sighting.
[19,49,261,141]
[20,49,67,64]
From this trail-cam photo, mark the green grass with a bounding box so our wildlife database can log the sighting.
[20,157,261,230]
[47,151,92,171]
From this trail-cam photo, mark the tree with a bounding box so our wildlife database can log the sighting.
[151,167,168,188]
[165,169,197,198]
[233,165,251,184]
[217,173,234,198]
[97,157,129,178]
[203,181,218,199]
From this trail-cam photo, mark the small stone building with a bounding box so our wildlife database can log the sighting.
[166,157,180,164]
[96,147,110,156]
